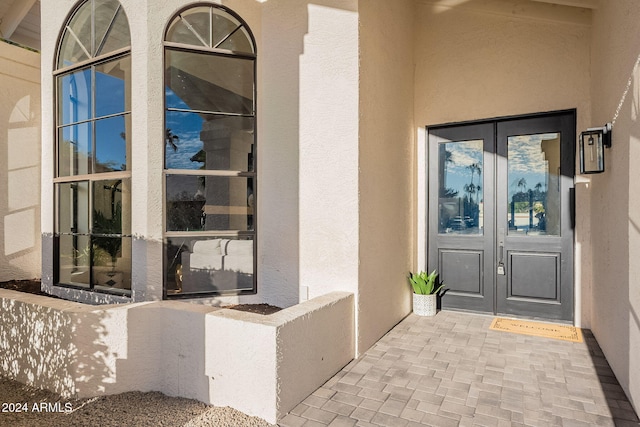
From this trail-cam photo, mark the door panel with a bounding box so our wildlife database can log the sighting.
[496,114,574,320]
[508,252,559,300]
[428,111,575,321]
[428,123,495,314]
[440,249,484,294]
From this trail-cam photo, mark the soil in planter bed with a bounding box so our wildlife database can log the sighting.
[224,304,282,315]
[0,279,49,296]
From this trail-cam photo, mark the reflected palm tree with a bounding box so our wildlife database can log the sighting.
[468,163,481,185]
[464,183,477,200]
[516,177,528,194]
[166,128,180,152]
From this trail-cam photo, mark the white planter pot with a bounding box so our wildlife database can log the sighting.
[413,293,437,316]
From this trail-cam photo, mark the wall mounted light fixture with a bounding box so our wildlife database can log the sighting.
[580,123,612,174]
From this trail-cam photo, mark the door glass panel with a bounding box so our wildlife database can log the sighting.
[438,140,484,235]
[507,133,560,236]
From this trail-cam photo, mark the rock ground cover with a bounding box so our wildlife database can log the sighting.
[0,376,274,427]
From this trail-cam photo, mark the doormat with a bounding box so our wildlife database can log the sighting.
[489,317,583,343]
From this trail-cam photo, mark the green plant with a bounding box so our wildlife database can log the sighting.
[93,201,123,266]
[408,270,445,295]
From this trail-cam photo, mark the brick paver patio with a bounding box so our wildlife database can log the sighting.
[279,310,640,427]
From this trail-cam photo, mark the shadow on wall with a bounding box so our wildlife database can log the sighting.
[0,42,41,282]
[0,295,117,398]
[590,42,640,413]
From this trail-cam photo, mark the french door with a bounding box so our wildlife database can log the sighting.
[427,111,575,321]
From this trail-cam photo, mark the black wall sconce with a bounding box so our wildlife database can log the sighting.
[580,123,612,174]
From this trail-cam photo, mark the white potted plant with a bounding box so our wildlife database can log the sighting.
[408,270,445,316]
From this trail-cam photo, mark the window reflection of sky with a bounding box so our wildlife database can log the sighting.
[442,140,484,202]
[59,70,91,125]
[96,70,126,117]
[441,134,557,200]
[507,133,556,199]
[96,116,127,171]
[58,65,128,172]
[165,106,205,170]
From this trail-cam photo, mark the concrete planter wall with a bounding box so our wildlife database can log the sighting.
[0,289,354,423]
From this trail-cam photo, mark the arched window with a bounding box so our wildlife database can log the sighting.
[54,0,132,295]
[163,5,257,297]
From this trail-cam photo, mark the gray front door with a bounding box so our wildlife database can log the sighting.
[428,111,575,321]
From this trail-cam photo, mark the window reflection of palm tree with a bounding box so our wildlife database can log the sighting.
[464,183,476,199]
[535,182,542,193]
[516,177,528,194]
[166,128,179,152]
[471,163,482,204]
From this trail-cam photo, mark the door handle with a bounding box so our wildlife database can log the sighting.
[498,227,505,262]
[497,227,506,275]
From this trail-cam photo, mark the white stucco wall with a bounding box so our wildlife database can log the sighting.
[590,0,640,412]
[296,1,360,302]
[0,42,41,281]
[413,0,593,327]
[0,288,354,424]
[358,0,415,354]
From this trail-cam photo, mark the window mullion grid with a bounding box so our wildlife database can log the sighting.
[96,4,121,56]
[54,48,130,76]
[91,0,95,57]
[91,66,96,175]
[56,111,131,130]
[164,230,254,238]
[209,6,213,48]
[54,170,131,184]
[213,24,242,50]
[163,42,255,60]
[166,107,253,119]
[164,169,254,177]
[88,178,94,289]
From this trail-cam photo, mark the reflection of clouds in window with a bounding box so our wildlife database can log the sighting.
[446,141,483,173]
[165,87,190,110]
[165,136,204,169]
[165,108,204,169]
[508,133,557,174]
[441,140,483,199]
[507,133,558,200]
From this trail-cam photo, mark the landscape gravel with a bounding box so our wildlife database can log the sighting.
[0,376,275,427]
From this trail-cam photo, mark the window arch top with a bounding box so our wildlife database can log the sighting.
[165,5,255,55]
[57,0,131,70]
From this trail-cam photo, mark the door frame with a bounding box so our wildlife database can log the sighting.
[421,109,576,321]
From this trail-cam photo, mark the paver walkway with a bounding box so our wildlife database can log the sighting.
[280,310,640,427]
